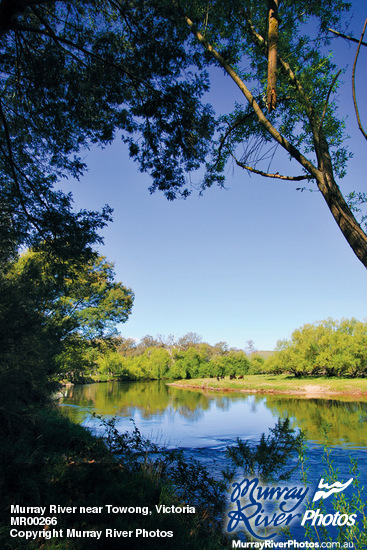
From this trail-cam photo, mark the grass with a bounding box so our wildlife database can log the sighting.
[1,406,228,550]
[169,374,367,401]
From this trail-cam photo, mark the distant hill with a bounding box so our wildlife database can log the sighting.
[249,350,275,359]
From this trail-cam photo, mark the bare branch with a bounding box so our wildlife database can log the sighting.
[211,113,255,170]
[242,11,316,123]
[231,153,314,181]
[352,18,367,141]
[267,0,279,112]
[328,27,367,48]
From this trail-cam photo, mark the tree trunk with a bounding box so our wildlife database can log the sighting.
[315,134,367,267]
[267,0,279,112]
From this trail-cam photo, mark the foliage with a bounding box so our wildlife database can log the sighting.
[225,417,305,482]
[97,414,227,531]
[0,249,133,429]
[13,250,134,340]
[300,428,367,549]
[265,318,367,377]
[0,0,214,252]
[80,333,263,381]
[1,1,367,266]
[0,408,228,549]
[64,316,367,383]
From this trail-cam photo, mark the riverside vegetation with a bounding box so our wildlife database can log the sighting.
[60,318,367,384]
[1,247,366,548]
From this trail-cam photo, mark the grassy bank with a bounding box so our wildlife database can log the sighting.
[169,374,367,400]
[1,407,227,550]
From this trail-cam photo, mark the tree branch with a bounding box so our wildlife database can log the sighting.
[242,11,316,123]
[29,5,85,66]
[184,15,321,180]
[319,69,342,132]
[186,12,367,268]
[0,99,43,233]
[0,0,53,37]
[231,153,314,181]
[12,23,146,87]
[267,0,279,112]
[352,18,367,141]
[328,27,367,48]
[211,112,255,170]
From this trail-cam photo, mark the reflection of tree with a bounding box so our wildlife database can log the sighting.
[174,405,204,421]
[59,380,214,421]
[264,396,367,445]
[58,405,92,424]
[213,397,231,411]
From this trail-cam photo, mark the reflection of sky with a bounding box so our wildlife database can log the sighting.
[125,396,277,449]
[59,381,367,518]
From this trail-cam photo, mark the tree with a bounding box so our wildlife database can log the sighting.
[245,339,257,355]
[266,318,367,377]
[13,250,134,340]
[328,18,367,141]
[177,332,203,350]
[176,0,367,268]
[0,249,134,422]
[0,0,214,254]
[1,1,367,269]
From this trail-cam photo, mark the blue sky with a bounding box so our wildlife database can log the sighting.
[65,2,367,351]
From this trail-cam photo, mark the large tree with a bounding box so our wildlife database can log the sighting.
[0,249,133,426]
[0,0,213,256]
[1,0,367,267]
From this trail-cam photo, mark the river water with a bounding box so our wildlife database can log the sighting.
[58,380,367,485]
[58,380,367,542]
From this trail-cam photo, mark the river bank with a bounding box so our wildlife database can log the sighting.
[169,374,367,400]
[1,405,228,550]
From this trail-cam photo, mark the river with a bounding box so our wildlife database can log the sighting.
[58,380,367,486]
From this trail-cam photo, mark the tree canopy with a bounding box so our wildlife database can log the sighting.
[0,0,213,255]
[266,318,367,377]
[0,249,133,425]
[1,0,367,267]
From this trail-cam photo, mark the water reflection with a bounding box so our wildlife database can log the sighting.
[58,380,367,449]
[264,395,367,446]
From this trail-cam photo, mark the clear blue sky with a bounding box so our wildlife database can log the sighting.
[65,2,367,351]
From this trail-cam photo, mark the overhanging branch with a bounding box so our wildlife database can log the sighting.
[352,18,367,141]
[231,153,314,181]
[184,15,321,181]
[328,27,367,48]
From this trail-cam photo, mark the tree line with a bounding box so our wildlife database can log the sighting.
[61,318,367,382]
[266,318,367,378]
[62,332,265,381]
